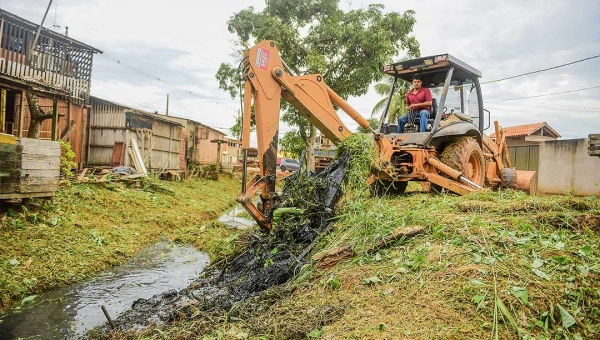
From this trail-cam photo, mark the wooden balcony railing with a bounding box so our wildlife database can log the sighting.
[0,10,100,102]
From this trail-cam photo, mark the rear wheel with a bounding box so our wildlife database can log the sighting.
[440,136,485,187]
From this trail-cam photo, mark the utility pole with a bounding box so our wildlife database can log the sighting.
[166,94,169,116]
[28,0,54,64]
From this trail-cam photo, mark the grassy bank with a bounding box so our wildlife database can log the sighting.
[121,190,599,340]
[0,177,242,312]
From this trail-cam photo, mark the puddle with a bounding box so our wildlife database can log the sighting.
[218,203,256,229]
[0,242,209,340]
[218,192,271,229]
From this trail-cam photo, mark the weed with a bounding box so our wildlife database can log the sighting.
[58,139,77,182]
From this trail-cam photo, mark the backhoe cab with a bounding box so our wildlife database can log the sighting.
[379,54,485,148]
[236,41,536,231]
[370,54,536,196]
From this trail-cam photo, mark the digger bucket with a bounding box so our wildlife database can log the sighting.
[501,168,537,195]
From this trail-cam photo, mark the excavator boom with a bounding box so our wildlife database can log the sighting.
[237,40,379,230]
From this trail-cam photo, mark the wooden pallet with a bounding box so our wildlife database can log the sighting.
[589,134,600,157]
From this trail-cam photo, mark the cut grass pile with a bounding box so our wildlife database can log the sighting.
[335,133,377,195]
[0,177,242,312]
[116,190,599,340]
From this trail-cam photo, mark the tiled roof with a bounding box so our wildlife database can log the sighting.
[488,122,560,138]
[503,122,546,137]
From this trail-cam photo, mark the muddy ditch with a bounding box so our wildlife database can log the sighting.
[88,154,350,337]
[0,242,210,340]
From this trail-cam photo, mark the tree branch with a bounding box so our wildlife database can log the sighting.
[33,113,54,121]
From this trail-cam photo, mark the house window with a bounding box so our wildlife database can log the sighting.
[199,129,208,139]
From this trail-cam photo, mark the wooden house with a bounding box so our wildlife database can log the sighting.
[0,9,101,167]
[160,115,234,167]
[497,122,561,147]
[488,122,561,172]
[88,96,184,172]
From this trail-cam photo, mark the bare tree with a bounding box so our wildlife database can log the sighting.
[25,92,54,139]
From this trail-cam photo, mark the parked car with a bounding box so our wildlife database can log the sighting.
[280,158,300,172]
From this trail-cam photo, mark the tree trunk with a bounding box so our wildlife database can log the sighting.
[306,124,317,172]
[25,92,53,139]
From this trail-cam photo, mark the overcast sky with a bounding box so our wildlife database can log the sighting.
[3,0,600,140]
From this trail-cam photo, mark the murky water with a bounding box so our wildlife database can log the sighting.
[218,203,256,229]
[0,242,209,340]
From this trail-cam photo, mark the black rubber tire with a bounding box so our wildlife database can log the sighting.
[440,136,485,187]
[280,165,286,172]
[370,180,408,197]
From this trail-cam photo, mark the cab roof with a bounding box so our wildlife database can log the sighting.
[382,54,482,86]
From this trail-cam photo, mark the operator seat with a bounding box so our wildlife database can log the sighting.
[429,97,438,122]
[414,97,437,131]
[379,97,437,134]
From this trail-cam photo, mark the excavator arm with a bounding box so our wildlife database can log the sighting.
[237,40,379,230]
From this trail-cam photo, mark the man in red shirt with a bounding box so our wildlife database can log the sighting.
[398,75,433,133]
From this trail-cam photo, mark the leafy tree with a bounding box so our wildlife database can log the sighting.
[230,110,256,141]
[371,76,411,124]
[216,0,420,170]
[279,130,305,159]
[357,118,380,133]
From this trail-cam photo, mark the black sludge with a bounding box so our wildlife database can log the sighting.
[90,153,349,334]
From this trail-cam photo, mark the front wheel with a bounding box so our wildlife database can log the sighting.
[280,165,286,172]
[440,137,485,188]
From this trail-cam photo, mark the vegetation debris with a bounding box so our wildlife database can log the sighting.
[89,154,351,335]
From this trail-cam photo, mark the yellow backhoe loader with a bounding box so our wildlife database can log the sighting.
[236,40,536,230]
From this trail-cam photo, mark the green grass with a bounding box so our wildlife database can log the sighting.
[0,177,243,312]
[117,190,599,340]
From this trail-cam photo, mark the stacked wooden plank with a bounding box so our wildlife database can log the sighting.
[589,134,600,157]
[0,134,61,199]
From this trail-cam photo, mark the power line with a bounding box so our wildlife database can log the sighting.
[486,102,600,113]
[95,53,238,112]
[486,85,600,103]
[481,54,600,85]
[508,99,600,111]
[91,76,240,126]
[91,79,166,112]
